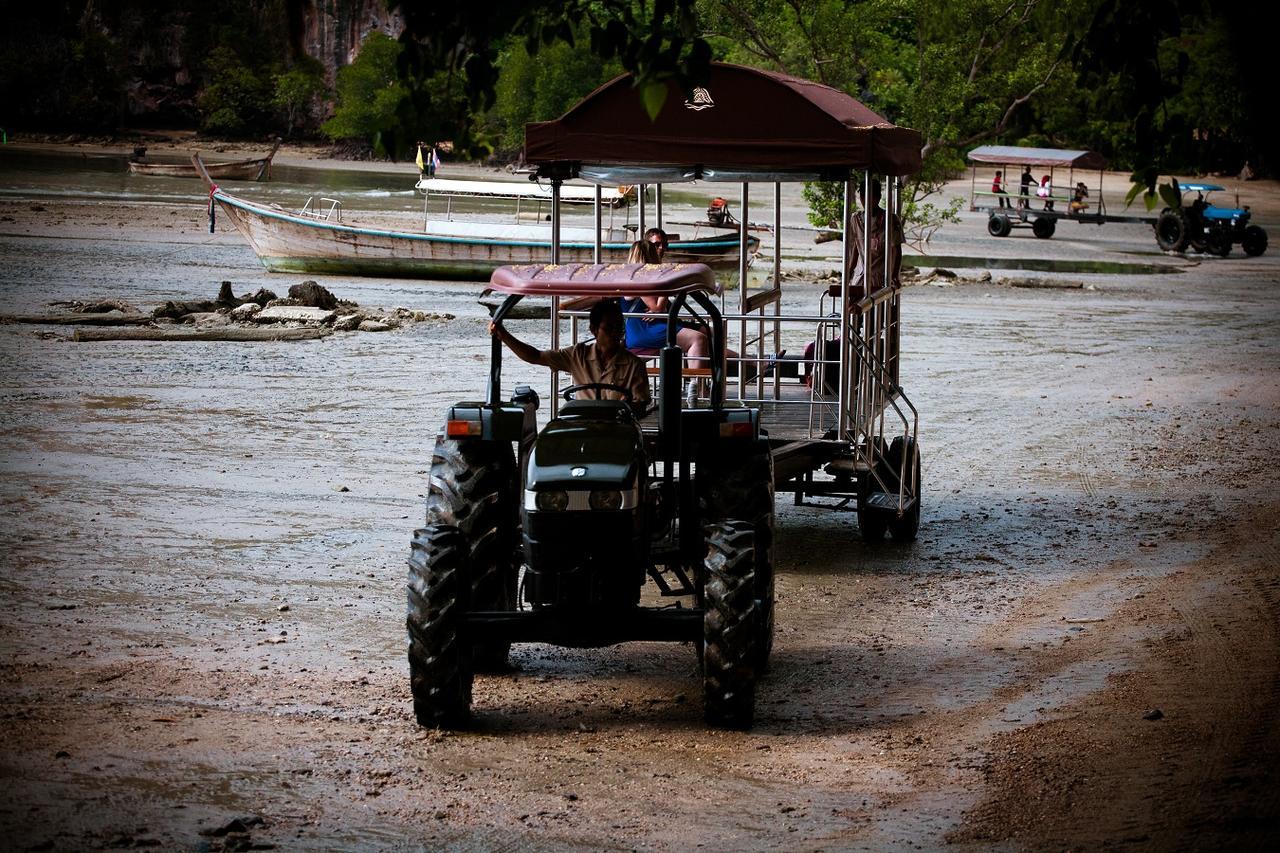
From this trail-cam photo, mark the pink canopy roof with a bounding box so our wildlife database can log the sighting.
[489,262,719,297]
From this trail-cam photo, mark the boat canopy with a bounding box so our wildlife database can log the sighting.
[489,262,719,298]
[524,62,922,182]
[967,145,1108,170]
[414,177,629,204]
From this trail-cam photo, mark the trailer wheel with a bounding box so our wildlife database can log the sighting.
[1155,209,1188,251]
[1032,217,1056,239]
[407,525,473,728]
[698,440,775,671]
[886,437,922,542]
[703,522,758,730]
[426,433,517,671]
[1242,225,1268,257]
[987,214,1012,237]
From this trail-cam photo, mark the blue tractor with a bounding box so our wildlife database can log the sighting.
[1155,182,1268,257]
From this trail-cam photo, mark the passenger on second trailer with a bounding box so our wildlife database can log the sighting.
[992,170,1009,208]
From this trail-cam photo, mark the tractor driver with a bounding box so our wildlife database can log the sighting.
[490,299,652,412]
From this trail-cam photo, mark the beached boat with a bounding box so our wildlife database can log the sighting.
[194,155,757,281]
[130,139,281,180]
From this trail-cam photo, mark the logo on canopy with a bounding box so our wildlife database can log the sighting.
[685,87,715,111]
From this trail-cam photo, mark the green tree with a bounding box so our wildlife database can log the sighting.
[273,57,326,137]
[486,33,623,156]
[198,46,273,136]
[387,1,712,160]
[321,31,407,154]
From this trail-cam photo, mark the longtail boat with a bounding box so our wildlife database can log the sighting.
[130,139,281,180]
[193,154,758,281]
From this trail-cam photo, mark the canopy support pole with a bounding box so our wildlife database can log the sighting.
[550,179,562,419]
[593,185,602,264]
[656,185,663,231]
[638,184,646,239]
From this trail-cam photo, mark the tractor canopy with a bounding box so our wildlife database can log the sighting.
[524,62,922,181]
[489,262,720,299]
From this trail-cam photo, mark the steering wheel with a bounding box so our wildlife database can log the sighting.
[561,382,633,402]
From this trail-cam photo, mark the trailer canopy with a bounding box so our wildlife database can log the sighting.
[968,145,1108,170]
[525,62,922,182]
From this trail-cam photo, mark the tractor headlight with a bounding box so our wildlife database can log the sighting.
[535,490,569,512]
[589,489,623,511]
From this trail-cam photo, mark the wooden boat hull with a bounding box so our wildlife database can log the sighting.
[131,140,281,181]
[130,159,272,180]
[211,190,758,281]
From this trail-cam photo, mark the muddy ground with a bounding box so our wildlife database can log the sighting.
[1,151,1279,851]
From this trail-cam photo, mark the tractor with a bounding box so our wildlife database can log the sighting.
[407,262,775,730]
[1155,182,1268,257]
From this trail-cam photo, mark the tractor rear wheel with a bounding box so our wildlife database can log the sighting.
[987,214,1012,237]
[698,440,775,670]
[1155,209,1188,252]
[1242,225,1268,257]
[1032,217,1056,239]
[426,434,517,671]
[407,525,473,728]
[703,522,758,730]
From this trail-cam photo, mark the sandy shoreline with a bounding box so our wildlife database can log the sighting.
[1,145,1278,850]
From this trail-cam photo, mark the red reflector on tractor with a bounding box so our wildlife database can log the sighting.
[719,422,753,438]
[446,419,481,437]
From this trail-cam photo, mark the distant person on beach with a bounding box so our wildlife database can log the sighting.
[489,299,650,410]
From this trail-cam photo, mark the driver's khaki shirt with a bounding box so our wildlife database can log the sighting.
[545,342,652,407]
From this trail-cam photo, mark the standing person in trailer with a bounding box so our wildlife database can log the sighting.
[992,170,1009,208]
[1038,174,1054,210]
[1019,166,1033,210]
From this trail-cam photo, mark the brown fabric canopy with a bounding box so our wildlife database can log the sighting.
[524,63,923,178]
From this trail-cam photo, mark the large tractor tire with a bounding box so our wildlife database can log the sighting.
[1206,229,1232,258]
[698,440,776,670]
[1155,209,1188,252]
[407,525,473,728]
[425,434,517,671]
[885,436,922,542]
[702,522,759,730]
[1032,216,1056,239]
[987,213,1012,237]
[1242,225,1268,257]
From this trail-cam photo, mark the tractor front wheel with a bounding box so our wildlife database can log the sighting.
[407,525,473,728]
[703,522,758,730]
[1242,225,1268,257]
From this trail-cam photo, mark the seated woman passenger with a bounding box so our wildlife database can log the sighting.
[1070,182,1090,213]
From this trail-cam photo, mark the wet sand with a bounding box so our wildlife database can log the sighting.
[1,150,1279,850]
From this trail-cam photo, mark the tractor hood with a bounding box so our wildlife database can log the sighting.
[526,418,644,489]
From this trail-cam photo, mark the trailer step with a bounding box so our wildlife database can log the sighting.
[865,491,916,511]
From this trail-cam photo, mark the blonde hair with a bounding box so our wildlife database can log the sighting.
[627,240,660,264]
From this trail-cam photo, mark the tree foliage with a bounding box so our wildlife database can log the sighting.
[273,57,326,137]
[386,1,712,159]
[321,31,408,153]
[485,33,624,156]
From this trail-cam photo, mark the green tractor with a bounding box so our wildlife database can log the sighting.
[407,262,775,729]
